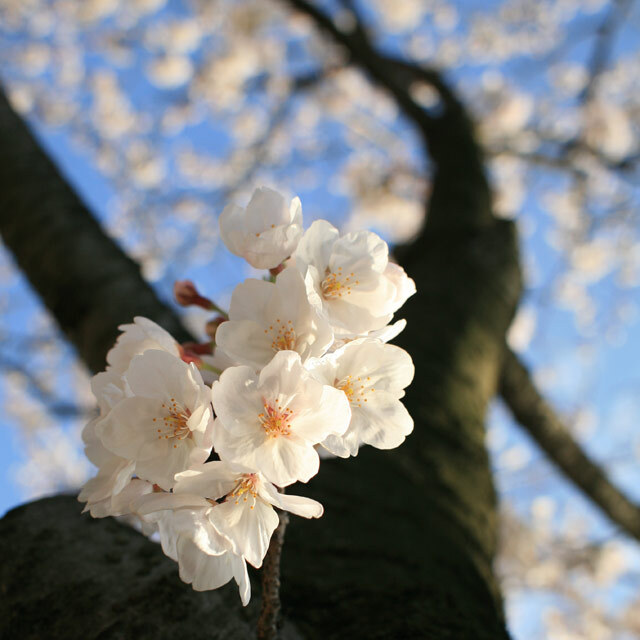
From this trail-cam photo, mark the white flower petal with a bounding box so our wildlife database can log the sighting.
[135,440,197,490]
[260,483,324,519]
[209,497,278,568]
[177,538,234,590]
[174,462,238,500]
[211,368,262,435]
[107,317,179,375]
[212,416,269,463]
[217,270,333,369]
[245,186,289,233]
[216,319,279,370]
[97,397,160,460]
[291,384,351,441]
[98,351,213,490]
[211,351,342,485]
[257,350,309,399]
[293,220,412,335]
[320,432,357,458]
[134,491,211,516]
[232,553,251,606]
[294,219,340,273]
[255,436,320,486]
[125,350,203,407]
[227,277,275,320]
[333,340,415,393]
[384,261,416,309]
[219,186,303,269]
[351,391,414,449]
[79,456,135,504]
[365,319,407,343]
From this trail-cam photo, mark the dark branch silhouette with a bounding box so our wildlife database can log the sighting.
[0,88,193,374]
[500,347,640,541]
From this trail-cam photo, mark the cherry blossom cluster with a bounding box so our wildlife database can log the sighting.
[79,186,416,605]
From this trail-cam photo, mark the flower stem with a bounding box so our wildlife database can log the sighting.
[257,508,289,640]
[208,301,229,319]
[199,361,223,375]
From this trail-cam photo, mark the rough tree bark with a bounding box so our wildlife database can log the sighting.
[0,50,518,640]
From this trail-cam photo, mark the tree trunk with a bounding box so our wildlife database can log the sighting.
[0,63,520,638]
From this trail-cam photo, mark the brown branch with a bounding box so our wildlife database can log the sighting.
[257,510,289,640]
[283,0,434,135]
[0,87,193,373]
[499,347,640,541]
[489,140,640,176]
[282,0,494,244]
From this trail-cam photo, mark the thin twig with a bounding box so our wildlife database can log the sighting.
[579,0,635,104]
[257,509,290,640]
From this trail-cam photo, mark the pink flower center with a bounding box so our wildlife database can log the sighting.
[258,402,293,438]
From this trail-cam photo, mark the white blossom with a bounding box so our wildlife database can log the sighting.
[78,369,142,517]
[79,320,184,513]
[211,350,351,486]
[384,261,418,314]
[307,339,414,457]
[147,55,194,89]
[293,220,415,335]
[80,474,153,519]
[136,498,251,604]
[97,350,214,490]
[106,316,179,375]
[172,461,322,568]
[219,186,303,269]
[73,183,416,605]
[215,267,334,369]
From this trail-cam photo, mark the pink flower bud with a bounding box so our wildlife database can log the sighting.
[173,280,213,310]
[182,341,214,355]
[178,341,213,366]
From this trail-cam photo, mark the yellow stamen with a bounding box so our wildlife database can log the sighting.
[228,474,259,507]
[335,374,374,409]
[259,402,293,438]
[321,266,358,299]
[155,399,192,442]
[265,318,296,352]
